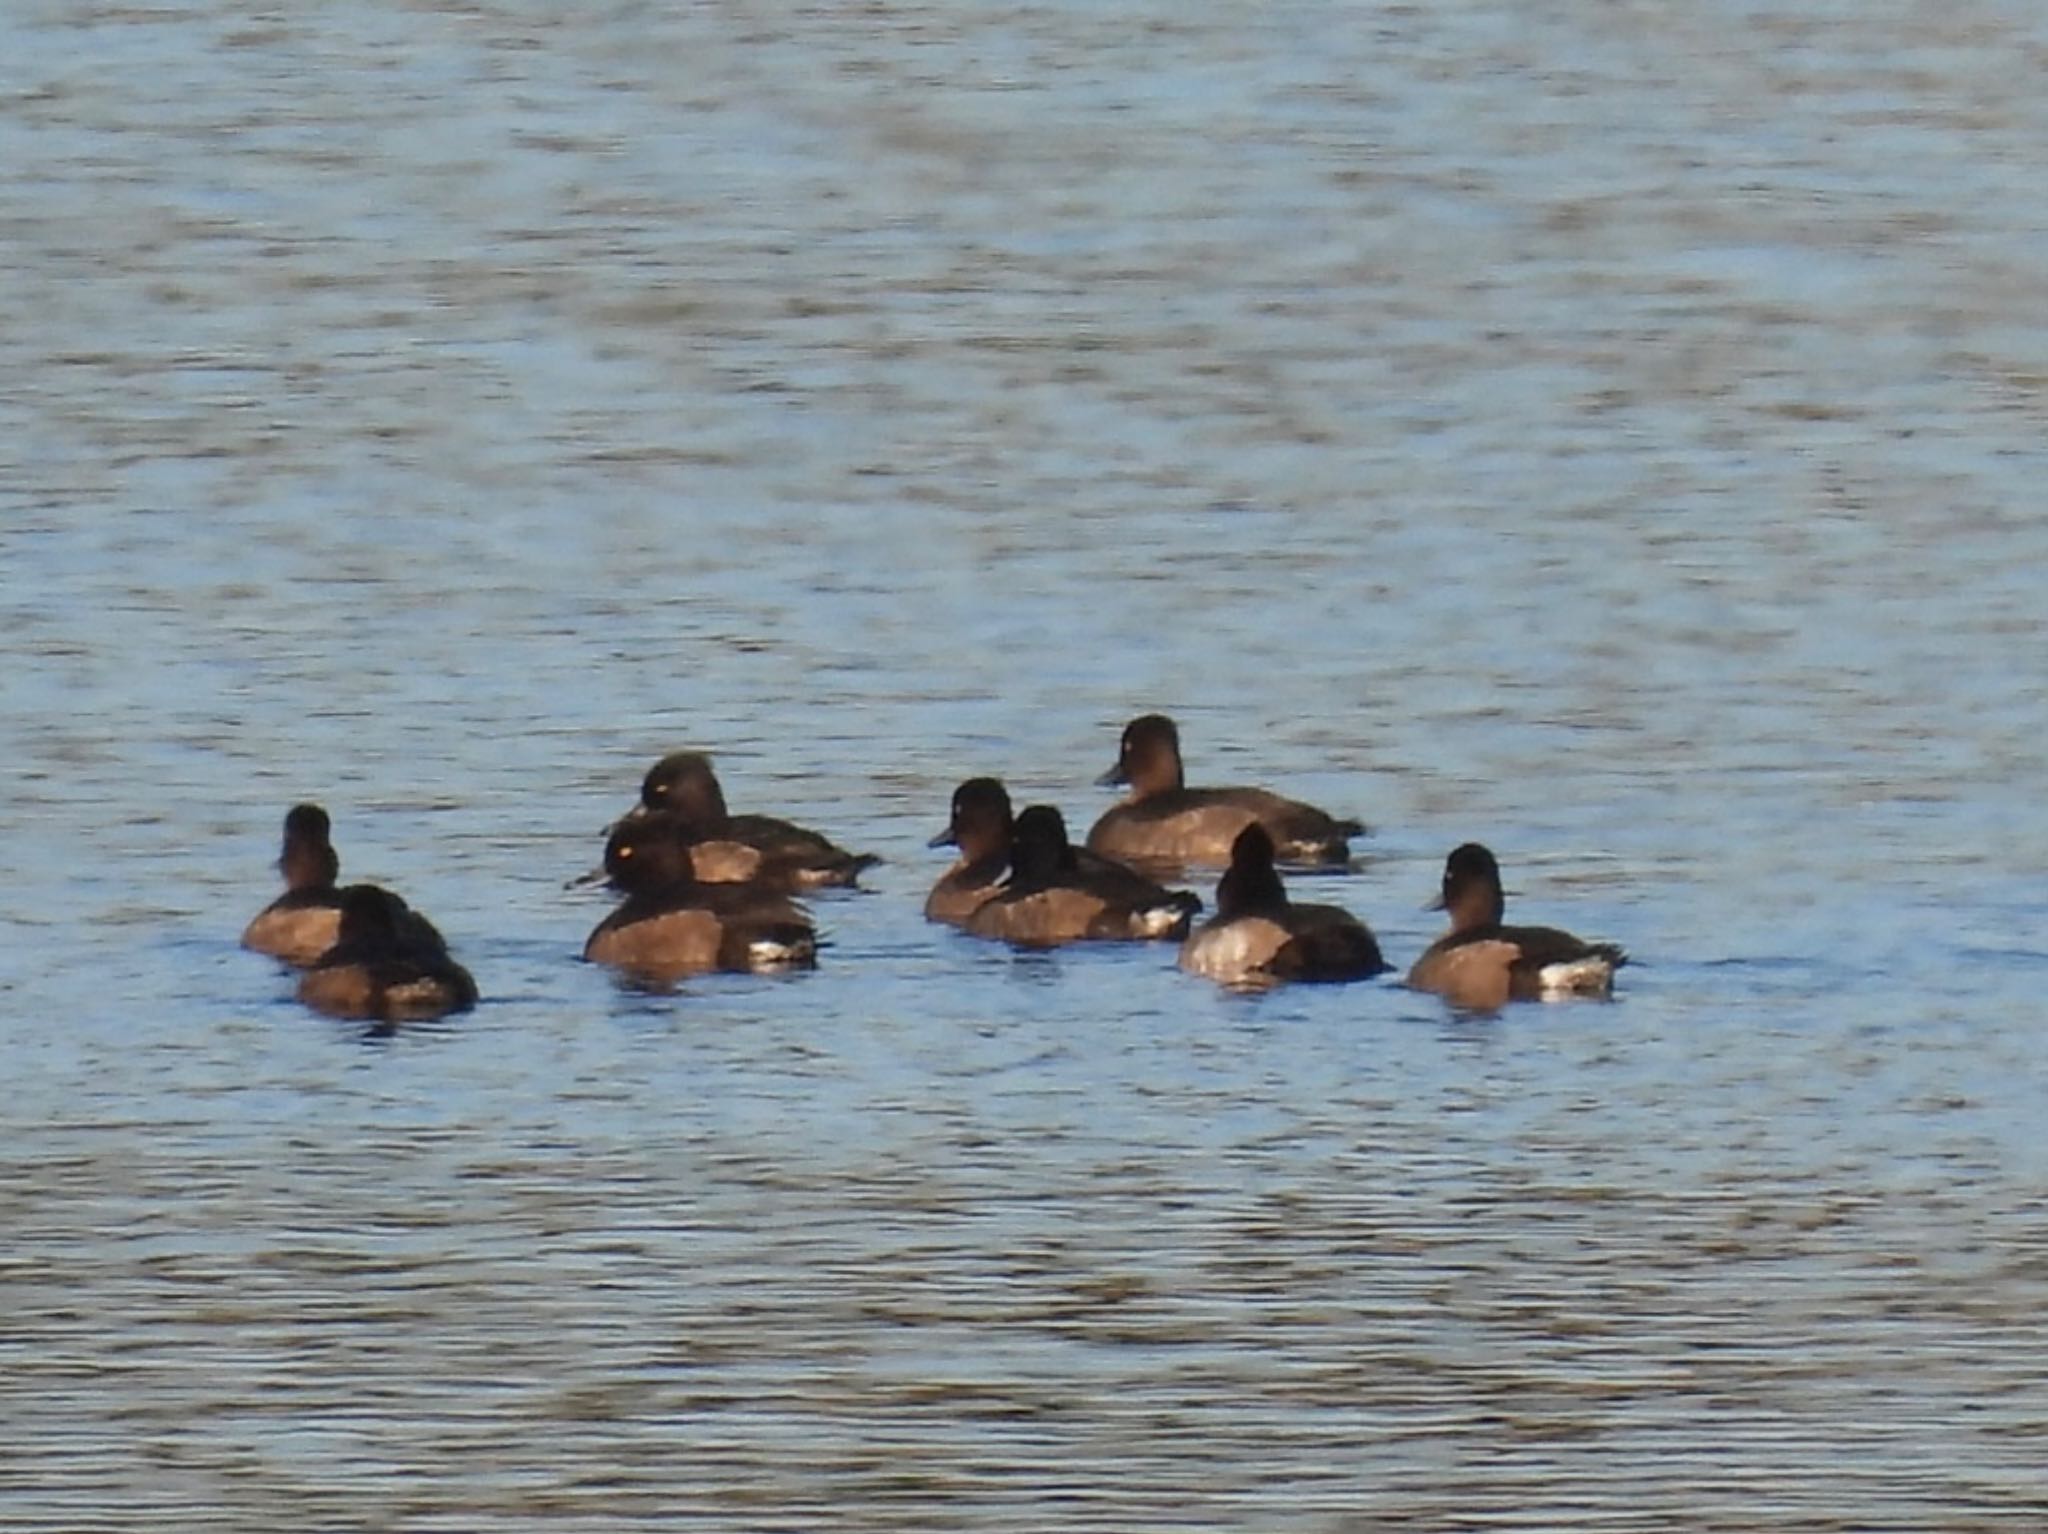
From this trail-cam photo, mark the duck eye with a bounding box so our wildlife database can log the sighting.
[618,845,634,859]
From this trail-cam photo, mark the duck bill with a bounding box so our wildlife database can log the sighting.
[564,864,610,890]
[1094,762,1128,788]
[927,826,957,849]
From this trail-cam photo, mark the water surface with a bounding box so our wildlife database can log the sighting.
[5,2,2048,1528]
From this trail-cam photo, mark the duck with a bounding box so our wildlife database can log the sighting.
[1406,842,1626,1008]
[242,804,345,964]
[616,751,877,890]
[963,805,1200,947]
[1179,824,1388,986]
[1087,713,1363,869]
[297,884,477,1023]
[926,777,1204,928]
[243,804,446,965]
[924,777,1015,925]
[584,815,818,982]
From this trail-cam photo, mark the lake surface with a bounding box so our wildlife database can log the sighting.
[5,1,2047,1527]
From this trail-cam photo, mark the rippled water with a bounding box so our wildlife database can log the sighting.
[6,1,2048,1527]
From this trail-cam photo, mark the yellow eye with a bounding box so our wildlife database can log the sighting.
[618,845,634,859]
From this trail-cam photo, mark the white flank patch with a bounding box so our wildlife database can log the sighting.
[1537,957,1615,997]
[1183,918,1285,981]
[1131,904,1185,938]
[748,937,812,969]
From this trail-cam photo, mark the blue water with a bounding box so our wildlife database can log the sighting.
[4,2,2047,1527]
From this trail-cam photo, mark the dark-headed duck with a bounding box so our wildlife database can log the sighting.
[620,751,877,890]
[242,804,346,964]
[1179,824,1388,987]
[1087,714,1363,869]
[926,777,1204,929]
[1406,843,1625,1009]
[244,804,447,965]
[584,815,818,982]
[297,884,477,1023]
[925,777,1015,926]
[963,805,1200,948]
